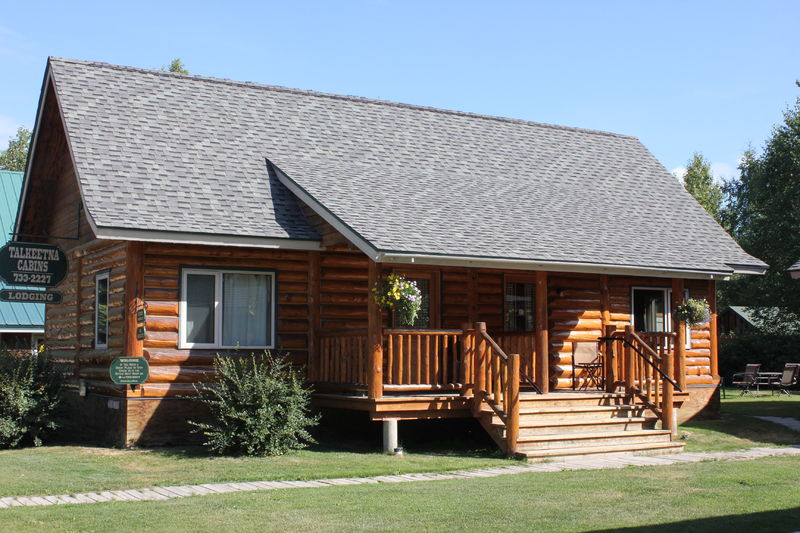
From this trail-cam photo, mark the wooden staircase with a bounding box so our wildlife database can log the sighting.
[477,391,684,460]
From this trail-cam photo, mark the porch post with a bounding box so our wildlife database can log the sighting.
[125,241,144,359]
[603,324,617,393]
[472,322,487,416]
[708,279,719,380]
[671,279,686,390]
[307,251,321,381]
[535,271,550,393]
[367,259,383,399]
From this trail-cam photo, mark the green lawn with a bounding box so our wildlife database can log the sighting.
[1,456,799,532]
[680,389,800,452]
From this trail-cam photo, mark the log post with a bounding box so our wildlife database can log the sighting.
[535,271,549,393]
[624,325,635,395]
[472,322,487,416]
[708,279,719,379]
[460,322,475,398]
[506,353,520,456]
[125,241,144,359]
[367,260,383,399]
[662,349,676,438]
[671,278,686,390]
[603,324,617,393]
[308,251,321,381]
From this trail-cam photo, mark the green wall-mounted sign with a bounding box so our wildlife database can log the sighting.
[109,357,149,385]
[0,242,68,288]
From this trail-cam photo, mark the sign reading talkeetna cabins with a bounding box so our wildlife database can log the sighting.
[110,357,150,385]
[0,242,68,288]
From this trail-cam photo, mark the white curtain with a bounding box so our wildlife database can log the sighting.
[222,273,270,346]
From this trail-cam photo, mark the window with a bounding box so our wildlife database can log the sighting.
[631,286,692,348]
[505,281,534,332]
[180,268,275,349]
[95,271,109,348]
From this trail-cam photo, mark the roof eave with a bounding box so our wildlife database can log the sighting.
[93,226,322,250]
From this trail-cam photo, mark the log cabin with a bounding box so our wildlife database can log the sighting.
[17,57,767,458]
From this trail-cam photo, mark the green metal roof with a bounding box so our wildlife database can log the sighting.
[0,170,45,331]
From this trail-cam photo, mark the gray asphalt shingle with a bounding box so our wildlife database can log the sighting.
[47,58,764,274]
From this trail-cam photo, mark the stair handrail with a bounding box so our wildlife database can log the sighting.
[473,322,521,456]
[600,326,678,438]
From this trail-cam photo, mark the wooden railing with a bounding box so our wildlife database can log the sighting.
[312,330,369,387]
[383,329,465,391]
[494,332,536,388]
[473,322,520,455]
[601,325,679,437]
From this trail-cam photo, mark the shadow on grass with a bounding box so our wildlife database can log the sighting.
[590,506,800,533]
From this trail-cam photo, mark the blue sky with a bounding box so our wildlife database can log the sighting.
[1,1,798,180]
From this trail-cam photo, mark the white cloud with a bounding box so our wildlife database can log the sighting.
[710,162,737,183]
[0,115,25,146]
[671,166,687,182]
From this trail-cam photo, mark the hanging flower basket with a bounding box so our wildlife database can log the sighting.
[674,298,711,327]
[372,274,422,327]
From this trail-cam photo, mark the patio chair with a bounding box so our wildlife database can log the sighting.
[572,341,603,390]
[771,364,799,396]
[731,363,761,396]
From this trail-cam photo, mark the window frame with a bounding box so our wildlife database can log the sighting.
[179,267,277,350]
[503,274,536,333]
[94,270,110,349]
[629,286,691,349]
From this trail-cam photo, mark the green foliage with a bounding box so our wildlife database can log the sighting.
[683,153,723,222]
[0,351,63,448]
[674,298,711,327]
[718,84,800,326]
[0,126,31,171]
[190,352,319,456]
[719,331,800,383]
[372,273,422,326]
[161,59,189,74]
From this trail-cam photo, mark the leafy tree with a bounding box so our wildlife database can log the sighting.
[0,127,31,171]
[162,59,189,75]
[683,153,723,222]
[719,82,800,330]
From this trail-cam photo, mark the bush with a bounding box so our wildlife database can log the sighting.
[719,332,800,382]
[189,352,319,456]
[0,351,63,448]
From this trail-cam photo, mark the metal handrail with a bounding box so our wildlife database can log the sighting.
[598,335,682,392]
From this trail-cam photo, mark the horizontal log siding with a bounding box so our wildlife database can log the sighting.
[137,243,314,397]
[45,241,128,393]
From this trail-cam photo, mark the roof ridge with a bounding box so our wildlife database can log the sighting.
[48,56,635,140]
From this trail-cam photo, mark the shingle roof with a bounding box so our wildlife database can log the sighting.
[0,171,45,331]
[44,57,764,275]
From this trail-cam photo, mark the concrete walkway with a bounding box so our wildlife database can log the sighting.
[1,446,799,509]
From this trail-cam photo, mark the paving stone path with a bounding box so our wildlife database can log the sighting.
[1,446,798,509]
[754,416,800,432]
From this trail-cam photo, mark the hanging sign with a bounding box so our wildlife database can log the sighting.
[0,289,62,304]
[0,242,68,288]
[136,325,146,340]
[136,308,146,324]
[110,357,149,385]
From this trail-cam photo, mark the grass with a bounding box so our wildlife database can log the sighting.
[680,389,800,452]
[1,456,799,532]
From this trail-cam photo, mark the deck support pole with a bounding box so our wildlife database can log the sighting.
[535,271,549,393]
[708,279,719,380]
[662,349,677,439]
[382,419,399,454]
[367,260,383,399]
[671,279,686,390]
[472,322,487,416]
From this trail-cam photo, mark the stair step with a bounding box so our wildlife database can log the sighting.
[517,393,628,407]
[516,430,673,450]
[494,417,657,436]
[521,440,685,460]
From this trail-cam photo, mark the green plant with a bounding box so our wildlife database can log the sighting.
[189,352,319,456]
[0,351,63,448]
[372,273,422,326]
[674,298,711,326]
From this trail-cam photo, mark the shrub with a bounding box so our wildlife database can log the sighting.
[189,352,319,456]
[0,351,63,448]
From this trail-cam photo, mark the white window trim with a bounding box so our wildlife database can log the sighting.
[95,271,109,349]
[179,268,276,350]
[629,286,692,349]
